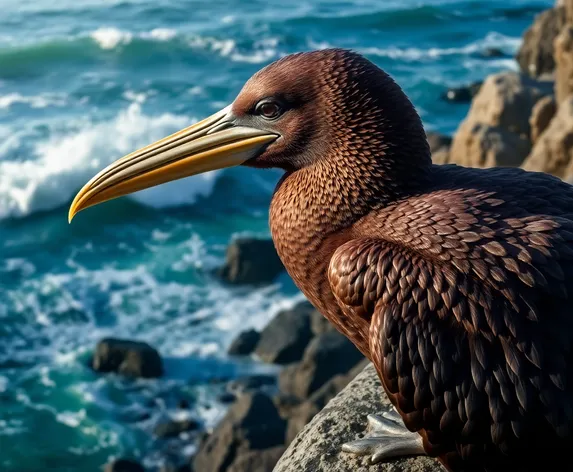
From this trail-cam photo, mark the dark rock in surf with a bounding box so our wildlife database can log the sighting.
[278,331,364,399]
[228,329,260,356]
[91,338,163,378]
[218,237,285,285]
[104,459,145,472]
[192,392,286,472]
[254,306,314,364]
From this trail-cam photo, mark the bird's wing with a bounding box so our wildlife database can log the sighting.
[327,224,573,459]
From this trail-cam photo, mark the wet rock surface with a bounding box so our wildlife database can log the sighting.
[228,329,261,356]
[154,418,201,439]
[104,459,146,472]
[218,237,285,285]
[192,392,286,472]
[440,81,482,103]
[254,305,314,364]
[278,331,364,399]
[91,338,164,378]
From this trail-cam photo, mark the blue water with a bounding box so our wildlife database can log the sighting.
[0,0,552,470]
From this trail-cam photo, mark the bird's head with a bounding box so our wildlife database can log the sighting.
[68,48,429,222]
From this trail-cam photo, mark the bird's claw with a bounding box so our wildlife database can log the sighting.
[342,409,426,464]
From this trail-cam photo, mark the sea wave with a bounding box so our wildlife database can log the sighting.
[89,27,177,50]
[0,92,68,110]
[0,104,221,220]
[359,32,521,61]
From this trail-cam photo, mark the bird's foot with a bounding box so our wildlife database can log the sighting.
[342,408,426,464]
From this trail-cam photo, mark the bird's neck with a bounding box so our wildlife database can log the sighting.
[269,152,431,318]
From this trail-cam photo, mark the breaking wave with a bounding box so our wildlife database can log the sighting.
[0,104,221,220]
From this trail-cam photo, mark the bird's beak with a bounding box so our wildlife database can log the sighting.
[68,105,278,222]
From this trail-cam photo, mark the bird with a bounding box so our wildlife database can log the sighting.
[69,49,573,471]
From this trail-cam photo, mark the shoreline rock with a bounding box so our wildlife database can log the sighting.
[91,338,164,379]
[192,392,286,472]
[274,363,443,472]
[516,6,565,77]
[218,237,285,285]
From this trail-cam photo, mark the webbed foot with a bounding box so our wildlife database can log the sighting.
[342,408,426,464]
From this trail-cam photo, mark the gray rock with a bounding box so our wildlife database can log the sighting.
[104,459,145,472]
[228,446,286,472]
[228,329,261,356]
[154,418,200,438]
[255,306,314,364]
[278,331,364,399]
[92,338,163,378]
[285,359,370,444]
[218,237,284,285]
[274,363,444,472]
[193,392,286,472]
[227,374,276,394]
[308,307,336,336]
[440,82,482,103]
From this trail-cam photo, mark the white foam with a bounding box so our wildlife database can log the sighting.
[90,27,178,50]
[56,409,86,428]
[0,92,67,109]
[352,32,522,61]
[0,103,221,219]
[188,36,280,63]
[90,27,133,50]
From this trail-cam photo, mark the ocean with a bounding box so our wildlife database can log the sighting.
[0,0,552,470]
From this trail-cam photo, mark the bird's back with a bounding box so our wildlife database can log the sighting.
[331,164,573,471]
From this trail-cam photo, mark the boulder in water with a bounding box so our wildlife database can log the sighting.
[92,338,163,379]
[218,237,284,285]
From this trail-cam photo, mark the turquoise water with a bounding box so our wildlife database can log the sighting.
[0,0,552,470]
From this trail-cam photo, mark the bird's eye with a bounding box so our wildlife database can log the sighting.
[256,100,282,120]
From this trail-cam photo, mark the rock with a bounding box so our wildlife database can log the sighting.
[522,95,573,181]
[218,237,284,285]
[426,132,452,154]
[228,329,260,356]
[431,148,451,165]
[255,306,313,364]
[481,47,505,58]
[274,363,443,472]
[227,374,276,394]
[530,95,557,144]
[449,72,552,168]
[219,392,237,404]
[516,6,565,77]
[154,418,200,438]
[192,392,286,472]
[278,331,364,399]
[555,26,573,104]
[92,338,163,378]
[565,0,573,23]
[449,123,531,168]
[178,399,190,410]
[273,393,302,418]
[159,464,190,472]
[285,358,370,444]
[440,81,482,103]
[227,446,285,472]
[104,459,145,472]
[426,132,452,165]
